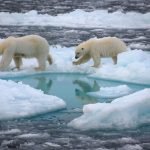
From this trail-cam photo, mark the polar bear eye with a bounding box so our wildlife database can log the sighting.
[77,52,80,55]
[81,48,84,50]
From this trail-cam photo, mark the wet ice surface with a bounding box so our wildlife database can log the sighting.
[0,74,150,150]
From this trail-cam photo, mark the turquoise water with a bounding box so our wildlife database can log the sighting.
[1,73,150,150]
[7,73,149,110]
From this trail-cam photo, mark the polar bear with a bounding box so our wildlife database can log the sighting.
[73,37,127,67]
[0,35,53,71]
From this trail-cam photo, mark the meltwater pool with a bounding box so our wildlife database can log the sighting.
[0,73,150,150]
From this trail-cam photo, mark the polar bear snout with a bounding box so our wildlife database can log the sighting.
[75,55,79,59]
[75,52,81,59]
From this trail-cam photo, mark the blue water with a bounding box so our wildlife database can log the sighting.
[0,73,150,150]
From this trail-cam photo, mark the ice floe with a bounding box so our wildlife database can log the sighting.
[90,49,150,85]
[0,44,149,85]
[0,79,66,120]
[0,9,149,28]
[68,89,150,130]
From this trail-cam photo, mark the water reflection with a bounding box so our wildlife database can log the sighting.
[35,77,52,94]
[73,80,100,104]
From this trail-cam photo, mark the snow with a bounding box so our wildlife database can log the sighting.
[0,9,149,28]
[68,88,150,130]
[87,85,132,98]
[0,79,66,120]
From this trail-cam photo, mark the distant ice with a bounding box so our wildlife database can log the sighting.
[16,133,50,139]
[0,129,21,135]
[0,9,149,28]
[0,79,66,120]
[44,142,61,148]
[118,144,143,150]
[68,89,150,130]
[87,85,132,98]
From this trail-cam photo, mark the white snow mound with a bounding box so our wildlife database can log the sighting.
[0,79,66,120]
[68,89,150,130]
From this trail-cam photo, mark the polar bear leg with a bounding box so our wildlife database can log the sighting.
[13,56,23,70]
[47,54,53,65]
[112,56,117,64]
[36,55,47,71]
[73,54,91,65]
[91,55,100,68]
[0,49,13,70]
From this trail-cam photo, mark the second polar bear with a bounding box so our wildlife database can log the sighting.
[73,37,127,67]
[0,35,53,71]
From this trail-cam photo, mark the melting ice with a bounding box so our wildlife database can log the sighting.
[68,88,150,130]
[0,79,66,120]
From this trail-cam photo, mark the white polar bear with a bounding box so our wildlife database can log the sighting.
[73,37,127,67]
[0,35,53,71]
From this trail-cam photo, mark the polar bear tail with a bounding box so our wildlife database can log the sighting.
[47,54,53,65]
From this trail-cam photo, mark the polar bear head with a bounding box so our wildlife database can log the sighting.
[75,41,90,59]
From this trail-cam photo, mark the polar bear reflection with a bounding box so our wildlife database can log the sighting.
[73,80,100,104]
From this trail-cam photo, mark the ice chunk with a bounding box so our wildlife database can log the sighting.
[0,79,66,120]
[87,85,132,98]
[91,50,150,85]
[16,133,49,139]
[0,129,21,135]
[68,89,150,130]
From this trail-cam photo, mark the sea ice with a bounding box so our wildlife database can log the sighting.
[0,44,149,85]
[68,89,150,130]
[0,79,66,120]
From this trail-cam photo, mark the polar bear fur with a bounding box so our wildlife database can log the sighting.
[0,35,53,71]
[73,37,127,67]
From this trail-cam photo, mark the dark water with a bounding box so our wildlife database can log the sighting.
[0,73,150,150]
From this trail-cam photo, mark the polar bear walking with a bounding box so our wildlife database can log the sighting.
[0,35,53,71]
[73,37,127,67]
